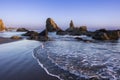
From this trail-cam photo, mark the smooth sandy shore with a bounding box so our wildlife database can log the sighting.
[0,40,59,80]
[0,37,19,44]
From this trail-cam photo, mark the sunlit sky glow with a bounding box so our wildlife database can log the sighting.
[0,0,120,30]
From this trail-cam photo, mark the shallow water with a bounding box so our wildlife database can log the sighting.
[0,32,25,38]
[34,33,120,80]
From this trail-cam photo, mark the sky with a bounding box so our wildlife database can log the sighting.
[0,0,120,30]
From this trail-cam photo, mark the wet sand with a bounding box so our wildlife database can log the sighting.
[0,37,18,44]
[0,40,59,80]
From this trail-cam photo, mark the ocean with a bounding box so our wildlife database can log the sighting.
[0,32,120,80]
[34,32,120,80]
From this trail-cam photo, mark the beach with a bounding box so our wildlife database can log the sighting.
[0,37,18,44]
[0,40,59,80]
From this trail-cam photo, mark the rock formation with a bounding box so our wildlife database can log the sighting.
[92,29,119,40]
[70,20,75,29]
[46,18,61,32]
[66,20,75,32]
[10,36,22,39]
[23,29,49,41]
[38,29,49,41]
[23,31,39,36]
[17,28,28,32]
[0,19,6,31]
[79,26,87,32]
[56,30,68,35]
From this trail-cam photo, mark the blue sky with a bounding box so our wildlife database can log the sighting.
[0,0,120,29]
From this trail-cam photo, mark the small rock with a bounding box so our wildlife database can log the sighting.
[10,36,22,39]
[17,28,28,32]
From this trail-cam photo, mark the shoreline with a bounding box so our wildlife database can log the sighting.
[33,46,62,80]
[0,37,19,44]
[0,40,60,80]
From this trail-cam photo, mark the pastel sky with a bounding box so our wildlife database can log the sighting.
[0,0,120,30]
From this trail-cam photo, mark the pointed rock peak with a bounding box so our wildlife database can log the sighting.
[70,20,75,29]
[46,18,61,32]
[0,19,6,31]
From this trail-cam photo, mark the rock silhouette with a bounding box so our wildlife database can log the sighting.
[0,19,6,31]
[46,18,61,32]
[23,29,49,41]
[92,29,120,40]
[17,28,28,32]
[66,20,75,32]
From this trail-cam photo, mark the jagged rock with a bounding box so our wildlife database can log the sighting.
[117,30,120,38]
[92,29,119,40]
[10,36,22,39]
[17,28,28,32]
[65,20,88,35]
[66,20,75,32]
[74,37,93,42]
[22,31,39,40]
[23,30,49,41]
[38,29,49,41]
[56,30,68,35]
[79,26,87,32]
[46,18,61,32]
[0,19,6,31]
[39,29,48,36]
[23,31,39,36]
[70,20,75,29]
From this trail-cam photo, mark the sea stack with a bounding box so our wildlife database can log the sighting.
[70,20,75,29]
[46,18,61,32]
[0,19,6,31]
[66,20,75,32]
[92,29,119,40]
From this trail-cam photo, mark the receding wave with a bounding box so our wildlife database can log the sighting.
[33,40,120,80]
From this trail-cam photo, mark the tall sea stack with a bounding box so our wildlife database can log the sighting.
[70,20,75,29]
[0,19,6,31]
[46,18,61,32]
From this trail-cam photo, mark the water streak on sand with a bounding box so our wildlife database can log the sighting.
[33,44,63,80]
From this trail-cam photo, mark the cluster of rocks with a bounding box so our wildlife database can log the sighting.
[92,29,120,40]
[23,30,49,41]
[22,18,120,41]
[22,18,61,41]
[57,20,88,35]
[56,20,120,41]
[0,19,6,32]
[1,18,120,41]
[10,36,22,40]
[17,28,28,32]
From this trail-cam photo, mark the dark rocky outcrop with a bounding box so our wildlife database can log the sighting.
[65,26,88,35]
[22,31,39,36]
[23,30,49,41]
[38,29,49,41]
[0,19,6,31]
[79,26,87,32]
[92,29,120,40]
[17,28,28,32]
[56,30,68,35]
[66,20,75,32]
[46,18,61,32]
[10,36,22,39]
[57,20,88,36]
[70,20,75,29]
[74,37,93,42]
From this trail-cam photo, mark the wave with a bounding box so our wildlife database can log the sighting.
[32,45,63,80]
[33,40,120,80]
